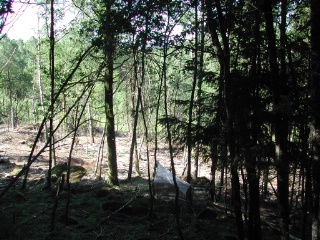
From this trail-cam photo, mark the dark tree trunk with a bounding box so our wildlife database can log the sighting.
[246,3,262,238]
[218,142,227,202]
[47,0,55,190]
[310,1,320,239]
[128,46,140,181]
[246,154,262,240]
[190,0,199,179]
[210,142,218,201]
[101,1,119,186]
[230,154,245,240]
[205,1,244,238]
[104,61,119,186]
[264,1,290,239]
[302,150,311,240]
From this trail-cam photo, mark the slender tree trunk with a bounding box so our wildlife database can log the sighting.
[205,0,244,238]
[206,142,216,199]
[303,157,312,240]
[139,14,150,181]
[240,161,248,225]
[218,143,226,202]
[138,86,154,218]
[37,13,45,117]
[8,71,14,130]
[65,89,91,225]
[95,125,106,176]
[205,0,225,204]
[310,1,320,239]
[189,0,199,180]
[263,1,290,239]
[87,92,94,144]
[246,4,262,238]
[128,44,140,180]
[128,85,140,181]
[299,121,310,239]
[163,43,184,240]
[246,153,262,240]
[46,0,55,190]
[161,8,184,238]
[31,75,37,124]
[195,5,205,181]
[87,102,94,144]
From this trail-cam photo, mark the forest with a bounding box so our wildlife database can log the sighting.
[0,0,320,239]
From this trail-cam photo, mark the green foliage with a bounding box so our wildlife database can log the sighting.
[0,0,315,170]
[0,37,34,124]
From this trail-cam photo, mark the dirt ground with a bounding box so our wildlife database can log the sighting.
[0,125,290,239]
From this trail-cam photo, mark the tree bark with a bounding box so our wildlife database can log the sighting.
[189,0,199,180]
[246,3,263,238]
[310,0,320,239]
[101,0,119,186]
[104,59,119,186]
[8,71,14,130]
[128,85,140,181]
[87,90,94,144]
[205,0,244,238]
[264,1,290,239]
[46,0,55,190]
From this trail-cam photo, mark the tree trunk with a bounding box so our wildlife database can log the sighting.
[8,71,14,130]
[246,4,262,238]
[46,0,55,190]
[246,153,262,240]
[310,1,320,239]
[162,9,183,238]
[205,0,244,238]
[230,154,244,240]
[138,86,154,218]
[209,142,218,201]
[218,143,227,202]
[65,89,91,225]
[190,0,199,180]
[104,60,119,186]
[101,1,119,186]
[205,0,225,204]
[128,43,140,180]
[37,14,45,117]
[263,1,290,239]
[87,97,94,144]
[128,86,140,181]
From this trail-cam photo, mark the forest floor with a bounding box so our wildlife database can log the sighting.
[0,125,303,239]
